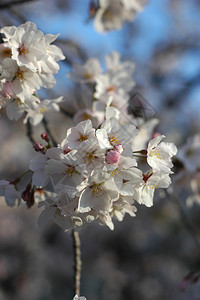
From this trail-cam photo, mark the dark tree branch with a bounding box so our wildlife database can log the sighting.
[56,38,87,63]
[26,118,36,145]
[60,107,74,119]
[0,0,40,9]
[42,118,57,148]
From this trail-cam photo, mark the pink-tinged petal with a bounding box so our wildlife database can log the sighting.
[106,150,121,164]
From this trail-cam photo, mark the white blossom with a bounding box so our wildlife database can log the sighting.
[78,169,118,213]
[68,58,102,83]
[67,119,96,150]
[134,172,171,207]
[24,96,63,126]
[94,0,147,33]
[96,117,138,150]
[147,135,177,173]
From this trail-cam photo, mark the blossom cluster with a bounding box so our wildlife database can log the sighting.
[0,22,177,233]
[16,103,176,231]
[91,0,148,32]
[0,22,64,125]
[68,51,136,127]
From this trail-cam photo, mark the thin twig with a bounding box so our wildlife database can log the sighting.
[0,0,39,9]
[42,118,57,147]
[56,38,87,62]
[26,118,36,145]
[72,230,82,297]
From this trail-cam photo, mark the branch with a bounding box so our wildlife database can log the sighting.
[72,230,82,297]
[56,38,87,63]
[26,118,36,145]
[60,107,74,119]
[0,0,40,9]
[42,118,57,147]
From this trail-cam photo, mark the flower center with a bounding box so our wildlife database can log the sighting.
[15,68,25,80]
[110,168,121,176]
[107,85,116,93]
[64,166,76,177]
[78,132,88,141]
[18,44,29,56]
[85,152,95,162]
[84,72,92,80]
[149,147,164,160]
[91,184,104,198]
[1,47,12,58]
[39,107,48,113]
[109,133,120,145]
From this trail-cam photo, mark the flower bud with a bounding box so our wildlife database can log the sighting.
[106,149,121,164]
[34,142,44,152]
[41,133,49,142]
[152,132,161,139]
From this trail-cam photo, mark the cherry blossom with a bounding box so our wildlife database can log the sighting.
[147,135,177,173]
[134,172,171,207]
[0,22,64,125]
[93,0,147,32]
[67,58,102,83]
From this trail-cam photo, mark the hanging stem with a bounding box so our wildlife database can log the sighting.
[42,118,57,147]
[72,229,82,296]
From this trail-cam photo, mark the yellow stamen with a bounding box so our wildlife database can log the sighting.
[15,68,25,80]
[109,133,120,145]
[110,168,121,176]
[77,132,88,141]
[1,48,11,58]
[18,44,29,56]
[150,148,165,160]
[39,107,48,113]
[91,184,104,198]
[64,166,76,177]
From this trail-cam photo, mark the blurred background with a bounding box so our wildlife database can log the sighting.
[0,0,200,299]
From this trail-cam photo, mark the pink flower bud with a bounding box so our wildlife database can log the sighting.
[106,150,121,164]
[41,133,49,142]
[34,142,44,152]
[152,132,161,139]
